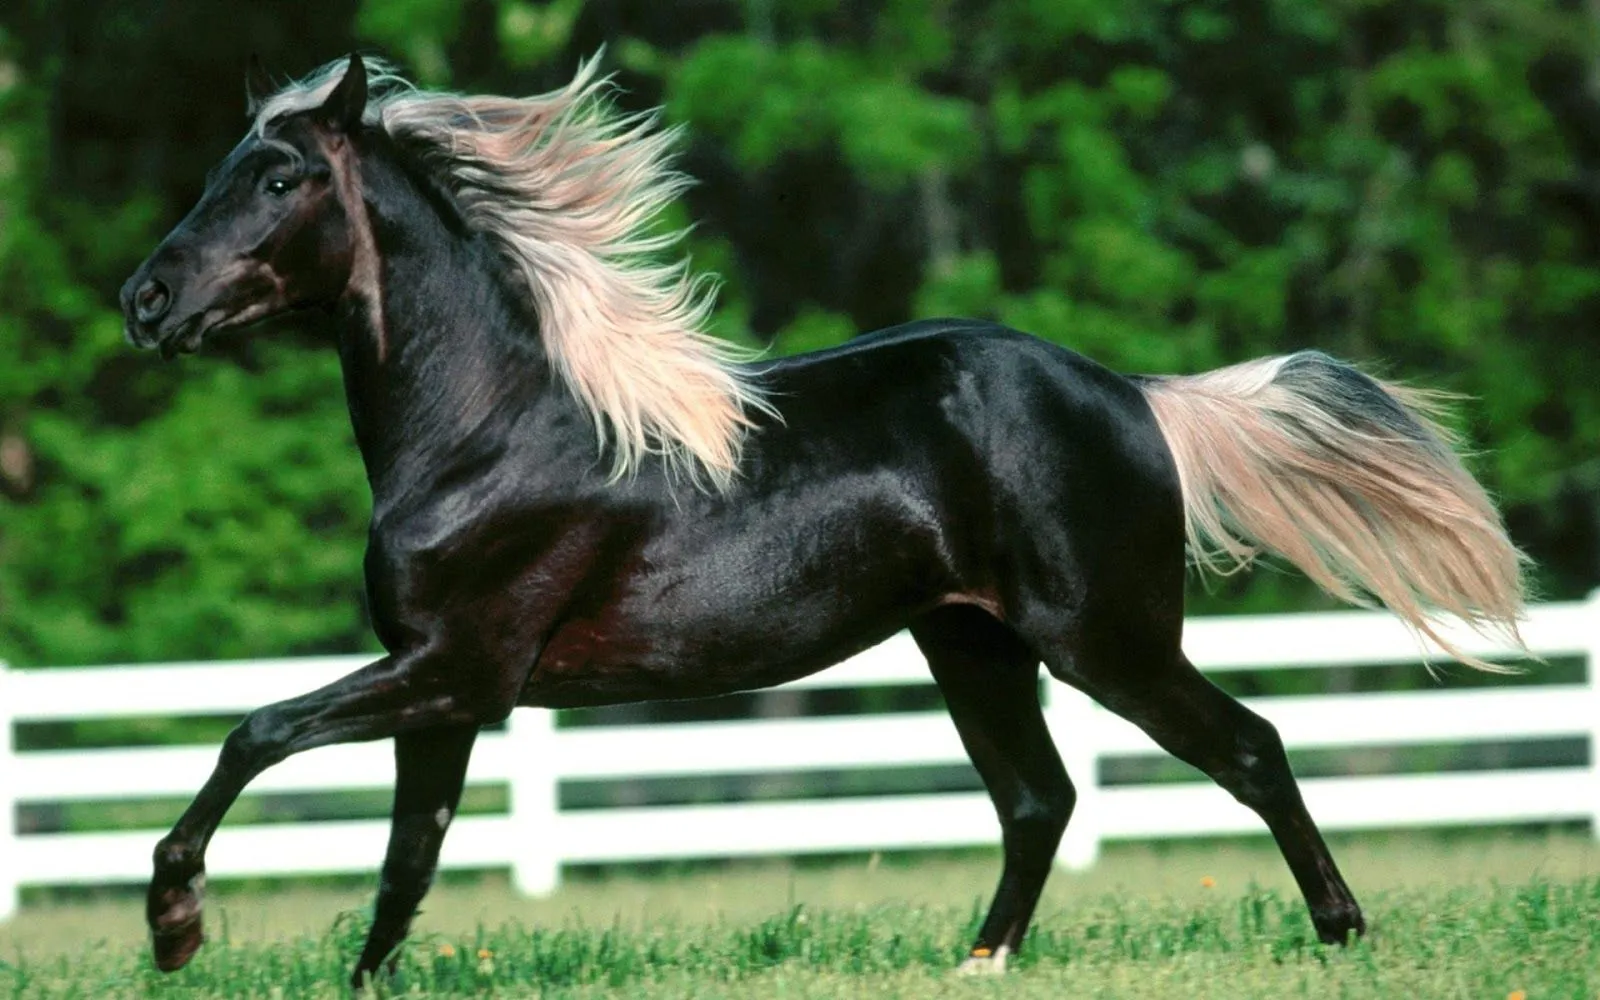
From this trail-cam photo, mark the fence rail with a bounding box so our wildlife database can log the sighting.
[4,596,1600,919]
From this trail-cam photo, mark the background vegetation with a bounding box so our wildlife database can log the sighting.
[4,0,1600,667]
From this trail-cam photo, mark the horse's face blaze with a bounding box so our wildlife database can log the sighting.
[120,118,356,357]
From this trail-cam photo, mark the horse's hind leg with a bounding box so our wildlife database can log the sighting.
[351,723,478,988]
[911,605,1072,973]
[1054,633,1365,945]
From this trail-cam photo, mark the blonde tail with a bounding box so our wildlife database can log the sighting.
[1139,351,1528,669]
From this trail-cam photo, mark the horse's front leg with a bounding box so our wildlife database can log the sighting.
[147,653,489,972]
[350,723,478,988]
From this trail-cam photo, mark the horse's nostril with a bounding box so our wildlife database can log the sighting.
[135,279,172,323]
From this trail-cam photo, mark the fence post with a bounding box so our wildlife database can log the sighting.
[507,707,560,896]
[1045,681,1102,869]
[0,661,17,920]
[1588,589,1600,843]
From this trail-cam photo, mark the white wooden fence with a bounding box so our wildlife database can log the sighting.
[3,596,1600,920]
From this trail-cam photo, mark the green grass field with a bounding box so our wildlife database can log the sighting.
[3,830,1599,998]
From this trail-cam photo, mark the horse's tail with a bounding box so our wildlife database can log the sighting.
[1138,350,1527,669]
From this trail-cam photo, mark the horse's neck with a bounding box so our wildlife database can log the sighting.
[334,165,569,499]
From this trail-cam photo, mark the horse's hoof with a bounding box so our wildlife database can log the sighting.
[151,917,204,972]
[1312,902,1366,946]
[148,875,206,972]
[349,954,400,992]
[955,945,1011,975]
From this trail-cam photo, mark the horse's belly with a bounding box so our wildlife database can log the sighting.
[517,600,911,709]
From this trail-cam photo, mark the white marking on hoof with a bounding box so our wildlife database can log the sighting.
[435,807,452,829]
[956,944,1010,975]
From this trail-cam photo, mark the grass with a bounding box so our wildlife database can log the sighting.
[3,830,1599,997]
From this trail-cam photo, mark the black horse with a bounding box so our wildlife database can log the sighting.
[121,55,1527,985]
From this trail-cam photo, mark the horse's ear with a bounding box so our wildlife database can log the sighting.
[244,53,272,117]
[317,53,369,132]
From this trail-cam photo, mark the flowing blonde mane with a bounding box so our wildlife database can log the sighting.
[255,55,774,490]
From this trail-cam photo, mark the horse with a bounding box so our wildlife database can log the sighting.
[119,53,1527,986]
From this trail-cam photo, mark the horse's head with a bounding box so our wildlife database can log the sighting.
[121,56,372,358]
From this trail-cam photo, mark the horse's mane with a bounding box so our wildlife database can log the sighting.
[254,55,773,491]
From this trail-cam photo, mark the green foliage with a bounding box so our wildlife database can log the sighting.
[9,350,369,664]
[356,0,463,83]
[913,253,1003,320]
[0,33,371,666]
[497,0,585,69]
[669,37,978,184]
[6,0,1600,666]
[770,307,856,356]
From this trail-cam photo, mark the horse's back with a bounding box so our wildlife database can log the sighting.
[747,319,1187,639]
[752,319,1178,515]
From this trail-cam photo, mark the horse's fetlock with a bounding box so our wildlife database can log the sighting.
[153,838,200,874]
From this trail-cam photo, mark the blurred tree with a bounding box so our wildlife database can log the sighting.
[0,7,372,664]
[3,0,1600,666]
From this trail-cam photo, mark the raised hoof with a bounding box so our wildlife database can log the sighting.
[955,945,1011,975]
[148,874,207,972]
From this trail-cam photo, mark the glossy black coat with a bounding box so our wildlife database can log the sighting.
[121,57,1364,985]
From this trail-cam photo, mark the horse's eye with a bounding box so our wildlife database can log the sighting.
[263,176,295,197]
